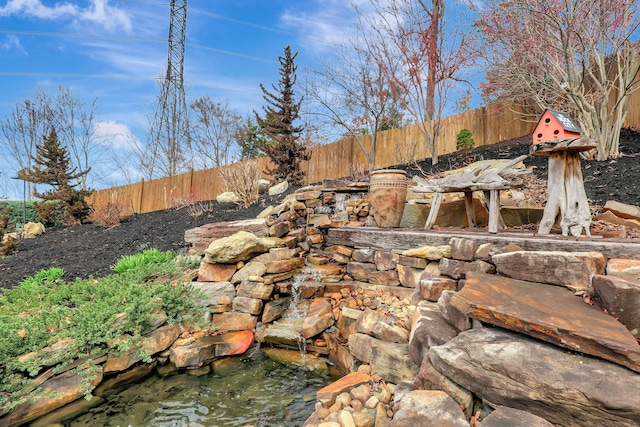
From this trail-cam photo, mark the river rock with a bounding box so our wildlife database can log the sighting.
[480,406,554,426]
[390,390,468,427]
[185,218,269,254]
[453,272,640,372]
[408,301,458,367]
[491,251,606,290]
[429,328,640,427]
[203,231,280,264]
[317,371,371,407]
[592,275,640,337]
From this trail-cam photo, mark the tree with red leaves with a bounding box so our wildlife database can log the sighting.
[358,0,470,165]
[474,0,640,160]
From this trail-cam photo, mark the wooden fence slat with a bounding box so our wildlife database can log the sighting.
[83,102,580,215]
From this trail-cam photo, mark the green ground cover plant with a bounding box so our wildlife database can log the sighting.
[112,248,176,274]
[0,251,205,413]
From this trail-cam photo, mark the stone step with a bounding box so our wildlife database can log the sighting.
[452,272,640,373]
[429,328,640,427]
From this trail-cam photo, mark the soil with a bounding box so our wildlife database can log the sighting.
[1,129,640,290]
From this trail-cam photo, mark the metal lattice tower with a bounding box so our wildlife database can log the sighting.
[148,0,190,177]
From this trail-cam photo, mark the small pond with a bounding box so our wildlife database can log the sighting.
[66,347,337,427]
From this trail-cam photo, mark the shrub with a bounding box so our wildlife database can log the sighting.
[456,128,475,151]
[0,258,206,412]
[88,190,123,228]
[218,159,261,207]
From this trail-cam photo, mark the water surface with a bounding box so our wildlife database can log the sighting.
[68,349,334,427]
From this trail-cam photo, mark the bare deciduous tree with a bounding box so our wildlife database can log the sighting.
[358,0,470,165]
[475,0,640,159]
[190,97,244,169]
[0,85,99,195]
[305,39,404,172]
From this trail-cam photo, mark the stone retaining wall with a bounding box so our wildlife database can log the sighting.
[6,182,640,427]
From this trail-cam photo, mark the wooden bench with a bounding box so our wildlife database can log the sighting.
[411,155,530,234]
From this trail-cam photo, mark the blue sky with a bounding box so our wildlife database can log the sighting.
[0,0,369,198]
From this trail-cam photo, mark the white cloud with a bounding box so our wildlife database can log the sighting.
[93,120,141,151]
[0,0,78,19]
[0,34,26,54]
[76,0,132,34]
[280,0,359,52]
[0,0,132,33]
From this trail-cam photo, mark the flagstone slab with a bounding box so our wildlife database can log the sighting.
[491,251,605,290]
[451,272,640,372]
[429,328,640,427]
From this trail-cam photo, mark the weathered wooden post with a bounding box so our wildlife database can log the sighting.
[531,110,596,237]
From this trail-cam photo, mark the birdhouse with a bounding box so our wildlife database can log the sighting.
[532,109,582,145]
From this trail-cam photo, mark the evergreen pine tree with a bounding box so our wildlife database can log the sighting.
[22,128,92,225]
[238,117,266,160]
[255,45,309,185]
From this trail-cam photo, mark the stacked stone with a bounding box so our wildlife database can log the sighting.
[11,178,640,426]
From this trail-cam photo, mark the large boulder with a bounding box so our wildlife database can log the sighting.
[203,231,280,264]
[184,219,269,254]
[429,328,640,427]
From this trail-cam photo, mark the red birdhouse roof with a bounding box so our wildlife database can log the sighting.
[533,109,582,144]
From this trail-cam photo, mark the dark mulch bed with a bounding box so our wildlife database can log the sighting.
[1,129,640,290]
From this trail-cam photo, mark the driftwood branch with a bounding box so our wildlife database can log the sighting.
[411,155,531,193]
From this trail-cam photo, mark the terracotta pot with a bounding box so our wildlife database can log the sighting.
[369,169,408,228]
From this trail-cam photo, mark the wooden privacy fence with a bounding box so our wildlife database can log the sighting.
[87,103,536,215]
[90,102,607,215]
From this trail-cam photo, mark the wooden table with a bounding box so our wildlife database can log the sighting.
[531,138,596,237]
[422,184,510,234]
[411,156,529,234]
